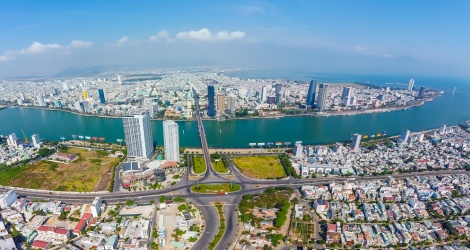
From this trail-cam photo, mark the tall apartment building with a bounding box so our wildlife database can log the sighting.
[216,94,226,115]
[163,120,180,162]
[306,80,316,106]
[317,83,329,111]
[122,111,154,159]
[351,133,362,152]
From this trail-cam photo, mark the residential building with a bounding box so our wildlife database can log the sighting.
[216,93,226,115]
[260,86,268,102]
[351,133,362,152]
[32,134,42,148]
[408,79,414,91]
[91,197,102,218]
[317,83,329,111]
[7,133,17,147]
[163,120,180,162]
[122,111,154,159]
[401,129,410,143]
[0,190,17,209]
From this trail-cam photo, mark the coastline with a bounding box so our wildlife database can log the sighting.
[5,95,438,122]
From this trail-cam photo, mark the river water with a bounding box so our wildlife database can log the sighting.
[1,72,469,148]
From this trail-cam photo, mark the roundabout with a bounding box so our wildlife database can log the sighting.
[190,183,242,194]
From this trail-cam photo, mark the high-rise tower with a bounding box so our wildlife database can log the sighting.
[122,111,154,159]
[207,85,216,116]
[317,83,329,111]
[163,120,180,162]
[306,80,316,106]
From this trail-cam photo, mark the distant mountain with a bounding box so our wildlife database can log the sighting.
[53,66,115,77]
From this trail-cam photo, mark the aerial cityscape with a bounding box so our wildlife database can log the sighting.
[1,1,470,250]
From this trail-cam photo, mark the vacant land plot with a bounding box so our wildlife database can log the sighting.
[191,183,242,194]
[193,156,206,174]
[0,147,122,192]
[232,155,286,179]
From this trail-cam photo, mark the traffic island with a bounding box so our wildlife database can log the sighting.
[190,183,242,194]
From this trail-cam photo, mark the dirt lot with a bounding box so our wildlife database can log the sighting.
[0,147,122,192]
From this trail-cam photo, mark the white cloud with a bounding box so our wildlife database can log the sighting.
[0,56,14,61]
[354,45,365,52]
[19,42,62,54]
[70,40,93,48]
[0,39,93,62]
[149,30,170,42]
[116,36,129,46]
[176,28,245,41]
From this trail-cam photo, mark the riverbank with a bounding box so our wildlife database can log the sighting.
[6,94,439,122]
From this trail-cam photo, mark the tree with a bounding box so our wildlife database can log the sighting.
[125,199,134,206]
[149,200,155,205]
[159,195,166,203]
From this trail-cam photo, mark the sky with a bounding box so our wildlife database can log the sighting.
[1,0,470,79]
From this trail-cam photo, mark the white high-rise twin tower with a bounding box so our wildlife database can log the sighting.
[163,120,180,162]
[122,112,180,162]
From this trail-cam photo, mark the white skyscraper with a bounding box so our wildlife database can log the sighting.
[143,98,157,118]
[122,111,154,159]
[294,143,303,158]
[32,134,42,148]
[261,86,268,102]
[401,129,410,143]
[163,120,180,162]
[408,79,414,91]
[37,95,46,107]
[351,133,362,152]
[117,75,122,85]
[7,133,17,148]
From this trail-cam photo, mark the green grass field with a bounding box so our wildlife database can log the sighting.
[212,159,228,174]
[193,156,206,174]
[232,155,286,179]
[190,183,242,194]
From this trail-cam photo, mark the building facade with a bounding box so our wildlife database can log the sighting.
[351,133,362,152]
[306,80,316,106]
[163,120,180,162]
[122,111,154,159]
[98,89,106,104]
[207,85,216,116]
[216,94,226,115]
[317,83,329,111]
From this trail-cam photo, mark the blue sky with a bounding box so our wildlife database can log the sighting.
[1,0,470,78]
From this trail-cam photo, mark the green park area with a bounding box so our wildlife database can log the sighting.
[232,155,286,179]
[0,147,122,192]
[210,153,229,174]
[193,156,206,174]
[190,183,242,194]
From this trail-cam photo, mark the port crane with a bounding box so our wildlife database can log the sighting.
[21,129,29,143]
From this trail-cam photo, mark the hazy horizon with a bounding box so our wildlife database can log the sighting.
[2,1,470,80]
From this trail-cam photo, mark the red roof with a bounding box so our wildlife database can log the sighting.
[73,219,88,233]
[54,228,69,235]
[32,240,50,249]
[82,212,92,219]
[37,225,50,232]
[327,224,337,232]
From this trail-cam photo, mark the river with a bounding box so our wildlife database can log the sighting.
[1,72,469,148]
